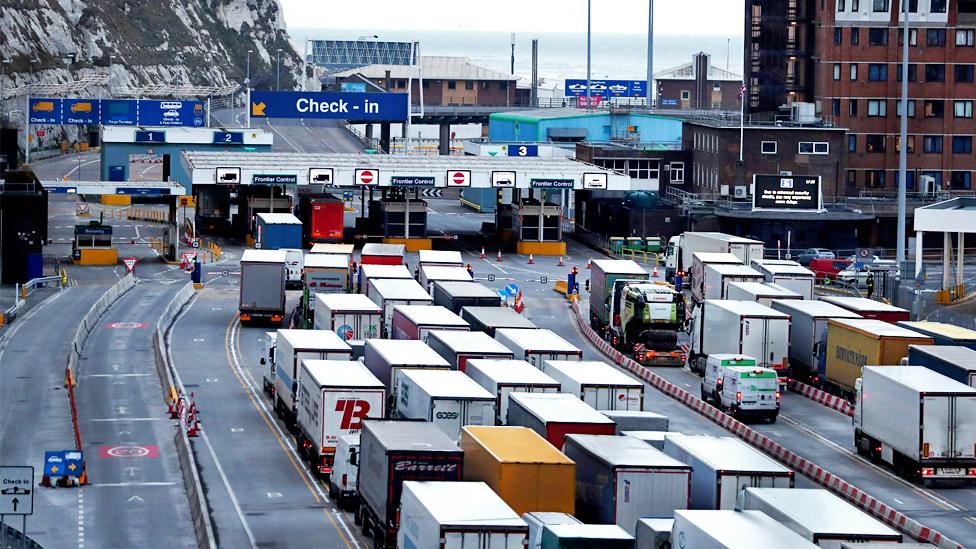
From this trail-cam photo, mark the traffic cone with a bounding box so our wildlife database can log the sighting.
[586,259,592,269]
[653,265,659,278]
[480,247,486,259]
[527,254,535,265]
[496,250,503,262]
[558,256,564,267]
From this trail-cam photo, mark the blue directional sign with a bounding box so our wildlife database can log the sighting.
[27,98,205,127]
[63,99,99,125]
[139,99,205,127]
[505,283,520,297]
[101,99,139,126]
[117,187,169,195]
[134,130,166,143]
[28,98,62,124]
[43,450,83,477]
[564,79,648,98]
[250,91,409,121]
[508,144,538,157]
[213,131,244,144]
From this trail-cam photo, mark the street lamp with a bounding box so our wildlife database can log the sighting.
[246,50,253,86]
[245,50,253,128]
[896,0,910,269]
[276,48,282,91]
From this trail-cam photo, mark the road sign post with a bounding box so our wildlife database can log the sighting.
[122,257,137,273]
[0,466,34,521]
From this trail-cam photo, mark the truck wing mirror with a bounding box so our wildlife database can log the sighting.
[260,358,266,365]
[349,448,358,466]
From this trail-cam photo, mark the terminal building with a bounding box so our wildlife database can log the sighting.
[654,52,742,110]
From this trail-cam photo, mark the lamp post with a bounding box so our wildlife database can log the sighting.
[585,0,591,109]
[245,49,253,128]
[276,48,282,91]
[896,0,910,268]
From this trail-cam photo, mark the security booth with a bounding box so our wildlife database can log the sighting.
[510,196,564,256]
[371,196,428,239]
[73,221,117,265]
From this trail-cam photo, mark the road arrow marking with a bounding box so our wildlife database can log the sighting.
[127,495,143,503]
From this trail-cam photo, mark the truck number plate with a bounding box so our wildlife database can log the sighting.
[938,468,964,476]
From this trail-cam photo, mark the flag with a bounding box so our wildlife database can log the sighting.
[738,83,747,99]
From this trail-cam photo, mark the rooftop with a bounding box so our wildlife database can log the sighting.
[654,53,741,82]
[332,55,513,81]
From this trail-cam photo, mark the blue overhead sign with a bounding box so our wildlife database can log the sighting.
[27,98,205,127]
[63,99,99,125]
[507,144,538,157]
[213,131,244,144]
[101,99,139,126]
[139,100,205,127]
[250,91,409,121]
[28,99,62,124]
[564,79,649,98]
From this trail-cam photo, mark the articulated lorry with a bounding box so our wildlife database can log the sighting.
[665,232,764,283]
[239,249,287,325]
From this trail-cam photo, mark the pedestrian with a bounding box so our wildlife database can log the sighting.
[866,272,875,299]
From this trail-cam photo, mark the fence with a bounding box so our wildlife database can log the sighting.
[0,274,66,330]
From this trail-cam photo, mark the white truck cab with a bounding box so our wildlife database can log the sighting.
[328,434,360,510]
[261,331,278,397]
[665,235,681,282]
[701,354,780,422]
[282,248,304,289]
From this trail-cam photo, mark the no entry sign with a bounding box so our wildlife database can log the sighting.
[447,170,471,187]
[355,168,377,186]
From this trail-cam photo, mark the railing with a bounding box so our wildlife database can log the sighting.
[0,273,67,330]
[340,120,380,151]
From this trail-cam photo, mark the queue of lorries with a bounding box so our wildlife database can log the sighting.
[227,233,959,548]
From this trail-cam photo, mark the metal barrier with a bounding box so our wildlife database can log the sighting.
[0,274,67,329]
[127,208,168,223]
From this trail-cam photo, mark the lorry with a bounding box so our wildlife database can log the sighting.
[854,366,976,482]
[524,513,582,549]
[298,195,344,245]
[461,426,576,515]
[303,252,351,294]
[397,481,529,549]
[687,300,791,387]
[724,282,801,307]
[589,259,686,366]
[358,263,412,295]
[395,369,496,441]
[690,252,743,285]
[541,360,644,411]
[635,518,673,549]
[735,488,903,546]
[418,249,463,267]
[601,410,668,434]
[700,355,780,422]
[461,306,537,336]
[662,434,794,509]
[693,263,765,303]
[564,434,692,535]
[665,232,764,283]
[506,393,617,449]
[296,360,386,476]
[817,296,910,323]
[539,525,635,548]
[255,212,302,250]
[419,265,473,293]
[391,305,470,342]
[769,299,862,384]
[819,318,933,397]
[360,242,405,265]
[283,248,304,289]
[362,339,451,402]
[670,510,818,549]
[494,328,583,367]
[239,249,287,325]
[313,293,383,356]
[365,278,433,335]
[432,280,500,313]
[357,420,464,548]
[273,330,353,428]
[750,261,816,299]
[260,331,278,397]
[622,431,669,450]
[465,359,562,424]
[327,433,360,509]
[908,345,976,387]
[427,330,514,370]
[309,243,354,255]
[897,320,976,349]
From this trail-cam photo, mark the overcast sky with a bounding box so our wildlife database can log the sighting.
[278,0,743,36]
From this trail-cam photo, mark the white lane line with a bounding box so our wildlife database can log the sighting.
[92,482,178,487]
[88,417,165,422]
[83,373,151,378]
[64,158,100,179]
[266,120,302,152]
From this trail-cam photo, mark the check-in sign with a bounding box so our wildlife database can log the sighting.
[250,91,409,121]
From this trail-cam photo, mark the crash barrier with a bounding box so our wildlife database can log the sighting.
[0,522,43,548]
[0,274,66,330]
[127,207,168,223]
[570,299,963,549]
[65,274,137,384]
[788,379,855,417]
[150,282,216,549]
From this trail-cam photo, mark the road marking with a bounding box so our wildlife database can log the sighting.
[84,373,151,378]
[89,417,164,422]
[93,482,177,487]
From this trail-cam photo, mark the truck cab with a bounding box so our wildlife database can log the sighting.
[261,331,278,397]
[702,357,780,422]
[615,282,685,365]
[328,434,360,510]
[665,235,681,282]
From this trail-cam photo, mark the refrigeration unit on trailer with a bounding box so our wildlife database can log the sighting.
[427,330,514,371]
[296,360,385,476]
[273,329,352,427]
[395,369,496,442]
[817,296,910,323]
[328,433,360,509]
[366,278,433,335]
[303,252,351,294]
[358,263,411,295]
[541,360,644,411]
[854,366,976,482]
[694,263,765,303]
[432,280,500,314]
[461,306,538,336]
[461,426,576,515]
[357,420,464,549]
[897,320,976,349]
[539,525,635,548]
[255,212,302,250]
[360,242,405,265]
[506,393,617,449]
[908,345,976,387]
[671,510,819,549]
[419,265,473,293]
[313,293,383,355]
[564,434,692,535]
[362,339,451,404]
[261,331,278,397]
[397,481,529,549]
[494,328,582,367]
[601,410,668,434]
[724,282,802,307]
[735,488,903,547]
[662,434,794,510]
[750,262,816,299]
[417,249,463,267]
[239,249,287,325]
[770,299,861,384]
[465,359,561,424]
[391,305,469,342]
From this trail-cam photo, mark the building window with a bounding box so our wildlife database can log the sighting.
[852,27,860,45]
[896,100,917,117]
[837,0,846,10]
[681,90,690,100]
[396,79,407,89]
[761,141,777,154]
[922,170,944,190]
[869,28,888,45]
[955,64,975,82]
[899,28,917,46]
[868,64,888,81]
[927,29,947,47]
[833,64,842,80]
[896,171,917,190]
[846,170,857,188]
[953,136,973,154]
[907,0,919,12]
[872,0,889,11]
[923,135,944,153]
[499,81,508,90]
[896,63,917,82]
[849,99,859,117]
[464,81,474,90]
[850,64,858,80]
[950,171,972,190]
[798,142,829,154]
[852,0,860,9]
[957,29,976,47]
[931,0,947,13]
[866,135,886,152]
[848,134,857,152]
[925,64,945,82]
[866,170,886,189]
[962,0,976,13]
[670,162,684,183]
[447,80,457,90]
[867,100,887,117]
[896,135,916,153]
[834,27,843,45]
[955,100,974,118]
[832,98,841,116]
[924,100,945,118]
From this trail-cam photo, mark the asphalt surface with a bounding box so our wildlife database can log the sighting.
[211,108,366,154]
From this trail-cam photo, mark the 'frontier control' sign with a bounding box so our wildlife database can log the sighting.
[752,174,823,212]
[250,91,409,121]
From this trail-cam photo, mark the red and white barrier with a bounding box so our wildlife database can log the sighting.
[570,300,962,549]
[788,379,855,417]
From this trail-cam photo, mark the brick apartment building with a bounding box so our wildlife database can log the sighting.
[655,52,743,110]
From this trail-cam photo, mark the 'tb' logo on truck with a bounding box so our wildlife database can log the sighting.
[335,399,371,430]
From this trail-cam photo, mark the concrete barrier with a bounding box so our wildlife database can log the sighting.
[66,274,137,383]
[570,300,962,549]
[788,379,855,417]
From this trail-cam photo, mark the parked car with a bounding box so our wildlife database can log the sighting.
[836,260,897,289]
[809,258,852,281]
[796,248,835,266]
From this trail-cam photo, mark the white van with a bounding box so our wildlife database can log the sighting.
[261,331,278,397]
[327,434,360,510]
[282,248,304,289]
[701,354,780,422]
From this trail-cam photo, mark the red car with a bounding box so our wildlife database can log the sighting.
[809,258,852,281]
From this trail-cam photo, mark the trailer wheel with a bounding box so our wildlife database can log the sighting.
[353,503,363,526]
[360,512,371,537]
[699,385,707,402]
[327,482,337,501]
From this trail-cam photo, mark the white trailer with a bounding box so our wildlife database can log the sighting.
[690,252,742,291]
[427,330,514,370]
[622,431,669,450]
[313,293,383,353]
[494,328,582,367]
[750,262,816,299]
[465,359,562,424]
[688,300,791,385]
[695,263,765,302]
[854,366,976,481]
[602,411,669,434]
[395,369,496,441]
[735,488,903,547]
[304,252,350,294]
[261,331,278,397]
[665,232,764,282]
[398,481,528,549]
[635,518,674,549]
[391,305,470,342]
[358,263,412,295]
[366,278,433,335]
[671,510,819,549]
[725,282,802,307]
[273,329,352,427]
[419,265,473,293]
[283,248,304,288]
[362,338,451,399]
[296,360,385,476]
[541,360,644,411]
[769,299,861,383]
[564,434,691,535]
[662,435,794,510]
[418,249,464,267]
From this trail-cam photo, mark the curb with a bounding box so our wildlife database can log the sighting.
[788,379,855,417]
[570,300,962,549]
